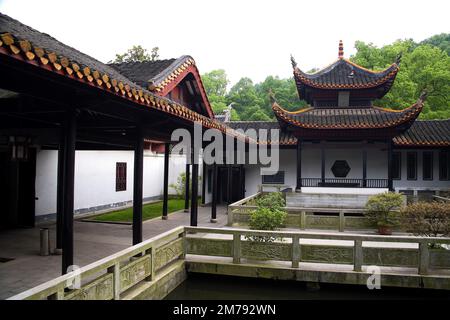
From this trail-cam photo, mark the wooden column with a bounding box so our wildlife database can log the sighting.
[201,161,206,205]
[296,140,302,190]
[227,165,232,204]
[240,164,245,199]
[62,110,76,275]
[162,142,170,220]
[184,163,190,212]
[387,141,394,191]
[190,146,199,226]
[211,163,218,223]
[362,148,367,187]
[321,144,326,184]
[56,138,65,252]
[132,129,144,245]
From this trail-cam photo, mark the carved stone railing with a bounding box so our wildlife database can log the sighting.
[228,192,382,232]
[8,227,185,300]
[185,227,450,276]
[227,192,261,226]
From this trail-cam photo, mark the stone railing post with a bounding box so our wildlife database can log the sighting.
[48,289,65,300]
[233,232,241,264]
[227,206,234,226]
[107,262,121,300]
[300,211,306,230]
[353,239,363,272]
[339,211,345,232]
[292,235,300,268]
[419,241,429,275]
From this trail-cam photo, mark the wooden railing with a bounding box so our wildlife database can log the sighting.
[8,227,185,300]
[301,178,389,188]
[185,226,450,275]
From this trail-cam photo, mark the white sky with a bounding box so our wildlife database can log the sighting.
[0,0,448,86]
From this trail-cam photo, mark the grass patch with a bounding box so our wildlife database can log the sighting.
[92,199,185,222]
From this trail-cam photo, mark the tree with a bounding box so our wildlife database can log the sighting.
[112,45,159,63]
[201,69,229,97]
[421,33,450,56]
[351,40,450,119]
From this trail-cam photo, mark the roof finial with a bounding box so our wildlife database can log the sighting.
[290,54,297,68]
[418,90,428,103]
[338,40,344,59]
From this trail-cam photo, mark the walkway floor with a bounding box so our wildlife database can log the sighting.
[0,205,227,299]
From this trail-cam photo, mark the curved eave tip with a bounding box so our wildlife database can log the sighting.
[290,54,297,68]
[418,90,427,103]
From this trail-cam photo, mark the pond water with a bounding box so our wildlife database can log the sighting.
[165,274,450,300]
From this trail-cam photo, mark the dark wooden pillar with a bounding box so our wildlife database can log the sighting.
[362,148,367,187]
[62,110,76,275]
[227,165,232,204]
[162,142,170,220]
[56,139,65,252]
[387,141,394,191]
[211,163,218,223]
[240,164,245,199]
[184,163,190,212]
[296,140,302,190]
[201,161,206,205]
[132,129,144,245]
[190,146,199,226]
[321,144,326,184]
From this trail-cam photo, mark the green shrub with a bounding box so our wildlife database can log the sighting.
[169,172,201,199]
[247,192,287,242]
[255,192,285,210]
[401,202,450,238]
[364,192,404,228]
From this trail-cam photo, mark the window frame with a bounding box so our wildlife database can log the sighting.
[422,151,433,181]
[392,152,401,180]
[439,150,450,181]
[406,152,417,181]
[262,171,285,184]
[116,162,127,192]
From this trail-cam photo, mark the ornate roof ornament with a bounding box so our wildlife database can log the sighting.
[269,88,277,104]
[290,55,297,68]
[338,40,344,59]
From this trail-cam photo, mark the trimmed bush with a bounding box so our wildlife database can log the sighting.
[364,192,404,229]
[401,202,450,238]
[255,192,285,210]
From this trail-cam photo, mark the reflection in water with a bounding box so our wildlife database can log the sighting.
[166,274,450,300]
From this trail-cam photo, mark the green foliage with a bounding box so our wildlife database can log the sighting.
[247,192,287,242]
[255,192,286,210]
[351,40,450,119]
[420,33,450,56]
[364,192,404,227]
[169,172,201,199]
[401,202,450,238]
[112,45,159,63]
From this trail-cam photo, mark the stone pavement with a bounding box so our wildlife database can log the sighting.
[0,205,227,299]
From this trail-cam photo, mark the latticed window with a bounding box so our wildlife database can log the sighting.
[439,151,450,181]
[392,152,401,180]
[422,152,433,181]
[262,171,285,184]
[116,162,127,191]
[406,152,417,180]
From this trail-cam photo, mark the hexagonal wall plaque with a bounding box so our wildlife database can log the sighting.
[331,160,351,178]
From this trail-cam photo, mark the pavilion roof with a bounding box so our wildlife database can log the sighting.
[272,93,425,131]
[291,41,400,101]
[226,119,450,148]
[0,13,247,142]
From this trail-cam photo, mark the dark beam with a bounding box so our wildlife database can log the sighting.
[132,129,144,245]
[162,142,170,220]
[227,165,232,204]
[362,148,367,187]
[184,163,190,212]
[62,109,76,275]
[190,146,199,226]
[201,161,206,205]
[211,163,217,223]
[321,144,326,184]
[296,140,302,190]
[56,136,64,252]
[387,141,394,191]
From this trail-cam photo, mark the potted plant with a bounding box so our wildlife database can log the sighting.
[364,192,404,235]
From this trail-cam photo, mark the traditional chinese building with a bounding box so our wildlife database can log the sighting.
[203,41,450,204]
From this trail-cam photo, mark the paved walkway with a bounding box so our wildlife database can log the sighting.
[0,206,227,299]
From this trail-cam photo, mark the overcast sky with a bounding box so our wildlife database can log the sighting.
[1,0,448,86]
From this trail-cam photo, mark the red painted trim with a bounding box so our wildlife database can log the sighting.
[157,64,214,119]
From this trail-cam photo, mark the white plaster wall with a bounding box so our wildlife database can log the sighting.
[35,150,189,216]
[393,149,450,190]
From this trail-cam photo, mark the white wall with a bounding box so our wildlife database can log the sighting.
[35,149,188,216]
[393,149,450,190]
